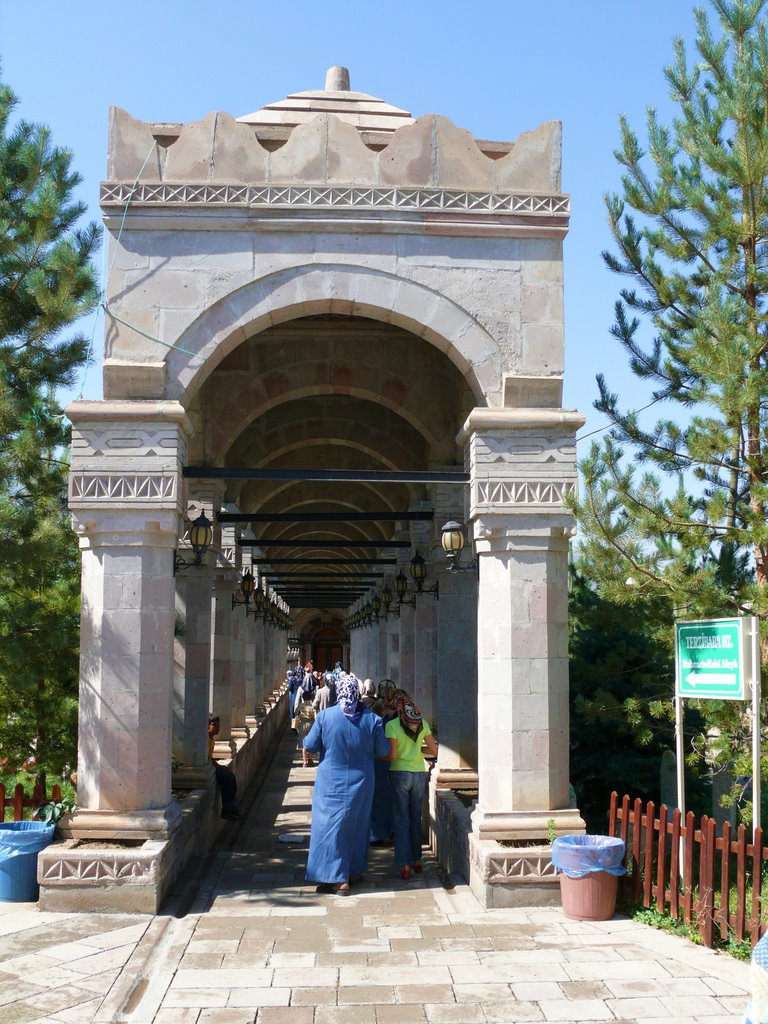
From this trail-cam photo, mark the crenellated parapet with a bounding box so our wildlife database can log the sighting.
[105,108,563,196]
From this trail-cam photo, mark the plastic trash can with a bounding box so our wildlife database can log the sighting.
[551,834,626,921]
[0,821,56,902]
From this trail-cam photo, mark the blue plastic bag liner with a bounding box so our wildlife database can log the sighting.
[551,834,626,878]
[0,821,55,902]
[0,821,55,859]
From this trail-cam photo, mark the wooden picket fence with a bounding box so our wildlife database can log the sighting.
[0,782,61,822]
[608,791,768,947]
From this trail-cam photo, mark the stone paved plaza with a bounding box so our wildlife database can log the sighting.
[0,729,750,1024]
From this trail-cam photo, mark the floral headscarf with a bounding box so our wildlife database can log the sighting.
[336,673,363,722]
[396,691,423,742]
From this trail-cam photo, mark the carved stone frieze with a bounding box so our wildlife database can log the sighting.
[470,433,576,466]
[66,404,192,518]
[71,424,188,461]
[100,181,570,219]
[40,852,157,884]
[462,416,582,519]
[470,837,558,885]
[69,471,177,507]
[475,479,576,508]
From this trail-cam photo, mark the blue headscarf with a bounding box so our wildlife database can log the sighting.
[336,673,362,722]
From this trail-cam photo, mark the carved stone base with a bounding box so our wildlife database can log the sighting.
[39,839,168,914]
[433,767,479,792]
[469,834,561,908]
[172,764,215,790]
[61,802,183,841]
[471,807,585,842]
[213,739,236,760]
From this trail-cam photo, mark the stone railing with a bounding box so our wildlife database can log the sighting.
[38,688,289,914]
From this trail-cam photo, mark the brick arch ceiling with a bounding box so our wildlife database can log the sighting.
[190,316,473,467]
[194,316,470,612]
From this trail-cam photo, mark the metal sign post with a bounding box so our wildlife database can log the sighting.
[751,616,761,836]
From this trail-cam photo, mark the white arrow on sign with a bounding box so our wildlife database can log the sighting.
[685,672,736,687]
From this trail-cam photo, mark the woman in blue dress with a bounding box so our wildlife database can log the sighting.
[303,674,389,893]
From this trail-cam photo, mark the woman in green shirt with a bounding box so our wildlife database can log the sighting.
[384,694,437,879]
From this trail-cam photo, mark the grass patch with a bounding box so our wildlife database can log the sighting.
[628,905,752,961]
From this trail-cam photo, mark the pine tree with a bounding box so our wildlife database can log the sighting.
[0,73,100,787]
[571,0,768,822]
[568,562,711,829]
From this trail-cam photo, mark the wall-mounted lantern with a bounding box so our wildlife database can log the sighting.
[441,521,478,575]
[174,511,214,574]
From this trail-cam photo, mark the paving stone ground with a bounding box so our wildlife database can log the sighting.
[0,731,750,1023]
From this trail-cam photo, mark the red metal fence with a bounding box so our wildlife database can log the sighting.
[608,791,768,947]
[0,782,61,822]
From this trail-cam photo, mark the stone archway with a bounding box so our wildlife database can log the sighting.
[58,67,586,912]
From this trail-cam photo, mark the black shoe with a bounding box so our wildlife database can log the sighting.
[221,810,242,821]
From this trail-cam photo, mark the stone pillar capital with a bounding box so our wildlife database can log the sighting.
[67,402,193,528]
[72,508,180,549]
[459,406,582,527]
[472,517,573,555]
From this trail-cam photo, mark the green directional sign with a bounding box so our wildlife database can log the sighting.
[675,617,753,701]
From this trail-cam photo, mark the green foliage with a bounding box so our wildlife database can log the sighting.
[35,798,76,828]
[0,70,99,784]
[569,562,711,828]
[631,906,705,945]
[630,905,752,960]
[570,0,768,823]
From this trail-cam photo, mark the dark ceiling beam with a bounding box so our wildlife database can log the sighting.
[288,598,354,606]
[185,467,467,484]
[239,539,409,549]
[277,588,369,593]
[263,572,384,580]
[220,511,434,523]
[251,558,396,565]
[276,585,372,593]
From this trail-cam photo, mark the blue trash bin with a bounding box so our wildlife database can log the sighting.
[0,821,56,902]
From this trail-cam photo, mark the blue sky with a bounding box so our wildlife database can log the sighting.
[4,0,701,445]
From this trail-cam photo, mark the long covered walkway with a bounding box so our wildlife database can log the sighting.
[0,727,749,1023]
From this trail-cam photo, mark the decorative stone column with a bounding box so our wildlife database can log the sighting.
[432,487,478,790]
[462,408,586,846]
[252,596,266,713]
[66,401,191,838]
[241,547,258,729]
[210,568,237,759]
[413,600,436,725]
[434,563,478,789]
[172,485,222,789]
[221,508,248,740]
[398,601,415,688]
[386,611,400,682]
[406,512,439,733]
[377,620,388,680]
[229,601,248,740]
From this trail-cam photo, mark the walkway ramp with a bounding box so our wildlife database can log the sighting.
[0,729,750,1022]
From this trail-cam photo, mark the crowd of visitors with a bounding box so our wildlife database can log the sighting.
[208,665,436,890]
[300,669,437,894]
